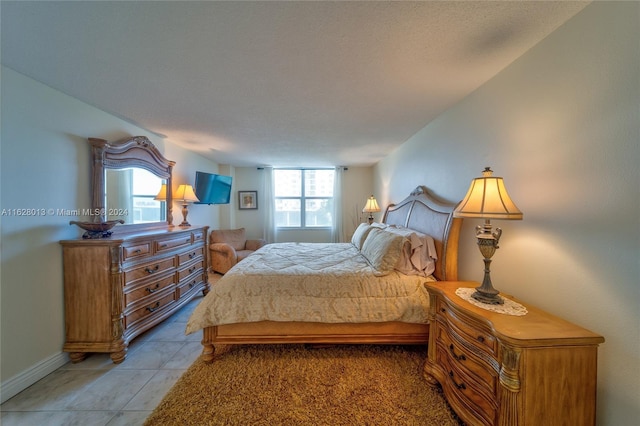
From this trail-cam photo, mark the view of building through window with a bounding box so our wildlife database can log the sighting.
[274,169,334,228]
[132,168,164,223]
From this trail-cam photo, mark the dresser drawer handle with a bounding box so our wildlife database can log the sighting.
[145,283,160,293]
[188,266,196,273]
[146,302,161,313]
[159,243,168,248]
[188,252,196,259]
[449,371,467,390]
[189,280,197,288]
[145,265,160,274]
[449,344,466,361]
[133,249,142,254]
[477,336,485,343]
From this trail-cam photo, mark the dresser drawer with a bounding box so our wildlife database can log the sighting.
[122,242,152,260]
[124,274,176,307]
[437,299,497,356]
[124,291,176,329]
[178,259,204,281]
[124,257,176,284]
[435,322,499,395]
[438,345,497,425]
[156,235,192,252]
[192,229,205,244]
[178,247,204,265]
[177,273,205,298]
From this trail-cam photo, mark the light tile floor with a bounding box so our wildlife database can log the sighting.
[1,293,205,426]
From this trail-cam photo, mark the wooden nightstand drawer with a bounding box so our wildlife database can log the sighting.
[438,344,497,425]
[437,298,497,356]
[178,247,203,265]
[435,323,499,395]
[124,257,176,284]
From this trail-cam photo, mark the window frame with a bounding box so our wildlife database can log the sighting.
[274,168,334,230]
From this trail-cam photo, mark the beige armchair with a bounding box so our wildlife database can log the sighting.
[209,228,267,274]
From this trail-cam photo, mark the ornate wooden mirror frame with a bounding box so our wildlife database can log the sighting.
[89,136,175,227]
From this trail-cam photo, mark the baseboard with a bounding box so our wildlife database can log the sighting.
[0,351,69,404]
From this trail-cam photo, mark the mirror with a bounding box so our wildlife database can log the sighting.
[105,168,165,224]
[89,136,175,227]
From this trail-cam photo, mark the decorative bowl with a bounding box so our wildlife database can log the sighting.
[69,219,125,239]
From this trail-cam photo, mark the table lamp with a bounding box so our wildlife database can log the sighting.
[174,184,199,227]
[454,167,523,304]
[362,195,381,225]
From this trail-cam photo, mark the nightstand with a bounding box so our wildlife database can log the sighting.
[424,281,604,426]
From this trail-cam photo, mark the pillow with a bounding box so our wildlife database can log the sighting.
[350,223,373,250]
[360,227,407,275]
[383,226,437,276]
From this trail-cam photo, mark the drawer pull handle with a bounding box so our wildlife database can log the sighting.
[477,336,485,343]
[134,249,142,254]
[189,280,196,288]
[189,266,196,273]
[145,265,160,274]
[189,252,196,259]
[449,371,467,390]
[145,283,160,293]
[449,344,466,361]
[159,243,168,248]
[146,302,161,313]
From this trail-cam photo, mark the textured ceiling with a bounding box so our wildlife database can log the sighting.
[1,1,589,167]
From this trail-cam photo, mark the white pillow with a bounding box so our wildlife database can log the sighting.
[351,223,373,250]
[360,227,407,276]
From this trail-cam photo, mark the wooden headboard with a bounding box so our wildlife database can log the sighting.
[382,186,462,281]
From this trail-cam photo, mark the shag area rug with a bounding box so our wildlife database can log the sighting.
[144,344,462,425]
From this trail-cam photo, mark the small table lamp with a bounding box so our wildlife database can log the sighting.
[454,167,523,304]
[174,184,199,227]
[362,195,381,225]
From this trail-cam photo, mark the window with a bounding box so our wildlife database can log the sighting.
[274,169,335,228]
[131,169,165,223]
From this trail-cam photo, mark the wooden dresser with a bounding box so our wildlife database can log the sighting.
[424,281,604,426]
[60,225,209,363]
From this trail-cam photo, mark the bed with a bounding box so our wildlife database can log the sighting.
[187,186,462,362]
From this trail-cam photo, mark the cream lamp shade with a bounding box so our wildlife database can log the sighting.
[454,167,523,220]
[154,183,167,201]
[174,184,199,226]
[362,195,381,224]
[453,167,522,305]
[174,184,199,203]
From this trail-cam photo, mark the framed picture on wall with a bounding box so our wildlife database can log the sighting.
[238,191,258,210]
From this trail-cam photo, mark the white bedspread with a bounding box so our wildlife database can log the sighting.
[186,242,434,334]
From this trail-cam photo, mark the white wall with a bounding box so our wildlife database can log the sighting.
[373,3,639,424]
[0,67,220,401]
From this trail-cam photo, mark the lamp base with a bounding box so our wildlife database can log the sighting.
[471,289,504,305]
[180,203,191,227]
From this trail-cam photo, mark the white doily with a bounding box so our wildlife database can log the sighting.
[455,288,528,316]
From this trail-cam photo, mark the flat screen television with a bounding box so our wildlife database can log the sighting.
[194,171,233,204]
